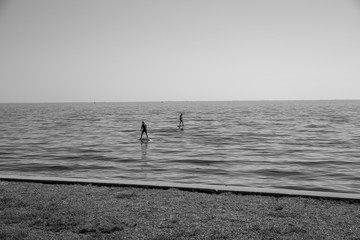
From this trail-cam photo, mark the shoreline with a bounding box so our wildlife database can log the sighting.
[1,176,360,202]
[1,179,360,239]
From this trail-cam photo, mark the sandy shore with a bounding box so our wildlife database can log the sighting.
[1,180,359,240]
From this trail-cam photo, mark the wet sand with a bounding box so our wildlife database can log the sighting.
[1,180,359,239]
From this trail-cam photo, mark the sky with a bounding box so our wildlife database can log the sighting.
[1,0,360,103]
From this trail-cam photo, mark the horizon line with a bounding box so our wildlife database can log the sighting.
[1,98,360,104]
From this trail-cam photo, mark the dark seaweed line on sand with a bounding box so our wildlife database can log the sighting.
[1,177,359,203]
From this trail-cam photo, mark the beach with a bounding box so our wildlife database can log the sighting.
[1,180,359,240]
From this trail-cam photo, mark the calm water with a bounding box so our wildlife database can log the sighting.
[1,101,360,194]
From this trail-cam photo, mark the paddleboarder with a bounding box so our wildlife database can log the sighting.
[140,121,149,140]
[178,113,184,128]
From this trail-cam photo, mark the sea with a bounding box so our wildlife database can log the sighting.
[1,100,359,194]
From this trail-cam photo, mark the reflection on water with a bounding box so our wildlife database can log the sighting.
[1,101,360,194]
[141,141,148,160]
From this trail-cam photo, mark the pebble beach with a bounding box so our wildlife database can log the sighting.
[1,180,359,239]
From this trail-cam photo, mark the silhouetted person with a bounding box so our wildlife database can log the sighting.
[178,113,184,127]
[140,121,149,140]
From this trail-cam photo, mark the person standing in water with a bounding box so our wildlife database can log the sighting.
[140,121,149,140]
[178,113,184,128]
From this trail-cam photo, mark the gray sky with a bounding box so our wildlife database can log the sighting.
[1,0,360,103]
